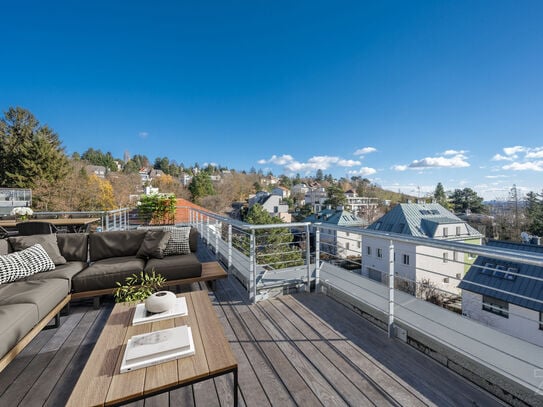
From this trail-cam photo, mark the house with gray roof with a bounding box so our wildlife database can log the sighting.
[304,208,366,258]
[459,240,543,346]
[362,203,483,296]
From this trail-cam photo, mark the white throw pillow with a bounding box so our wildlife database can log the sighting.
[0,244,55,285]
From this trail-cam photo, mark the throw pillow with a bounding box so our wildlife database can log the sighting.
[9,234,67,265]
[137,225,192,256]
[0,244,55,284]
[136,230,171,259]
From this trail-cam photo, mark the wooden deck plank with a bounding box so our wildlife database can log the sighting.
[215,277,324,407]
[260,298,374,406]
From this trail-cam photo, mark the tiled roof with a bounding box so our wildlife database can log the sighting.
[174,198,211,223]
[458,240,543,312]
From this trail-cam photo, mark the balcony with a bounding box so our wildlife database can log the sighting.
[0,206,541,406]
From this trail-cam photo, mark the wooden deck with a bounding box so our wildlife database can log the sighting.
[0,274,505,406]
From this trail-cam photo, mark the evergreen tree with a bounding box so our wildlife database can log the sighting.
[324,184,347,208]
[189,172,215,203]
[433,182,450,209]
[315,169,324,181]
[449,188,486,214]
[244,204,303,269]
[525,191,543,236]
[0,107,70,188]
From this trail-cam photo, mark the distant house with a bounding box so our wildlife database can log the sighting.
[459,240,543,346]
[180,173,193,186]
[148,169,164,178]
[304,208,366,258]
[344,190,380,221]
[362,203,483,296]
[291,183,309,196]
[305,187,328,212]
[85,165,107,178]
[138,168,151,183]
[272,186,290,199]
[249,192,290,221]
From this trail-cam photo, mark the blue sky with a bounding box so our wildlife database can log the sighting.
[2,1,543,201]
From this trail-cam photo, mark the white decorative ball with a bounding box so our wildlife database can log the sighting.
[145,291,176,313]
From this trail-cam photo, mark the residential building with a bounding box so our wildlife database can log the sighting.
[362,203,483,296]
[272,186,290,199]
[459,240,543,346]
[305,187,328,212]
[304,208,366,258]
[344,190,380,222]
[248,192,290,221]
[180,173,193,186]
[85,165,107,178]
[291,183,309,196]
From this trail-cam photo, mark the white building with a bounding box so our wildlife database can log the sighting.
[304,208,366,259]
[305,187,328,212]
[272,186,291,199]
[459,240,543,347]
[362,203,483,296]
[249,192,290,221]
[344,190,380,222]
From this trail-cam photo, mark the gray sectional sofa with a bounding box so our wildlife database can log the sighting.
[0,227,203,372]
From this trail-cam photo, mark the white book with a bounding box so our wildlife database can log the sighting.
[120,325,195,373]
[132,296,188,325]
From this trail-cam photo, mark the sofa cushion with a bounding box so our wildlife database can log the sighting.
[56,233,89,262]
[71,256,146,293]
[9,234,66,265]
[138,226,196,254]
[136,230,171,259]
[0,304,39,360]
[144,253,202,280]
[89,230,147,262]
[25,261,87,289]
[0,278,69,320]
[0,244,55,285]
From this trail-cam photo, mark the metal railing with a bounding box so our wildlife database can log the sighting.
[183,206,543,403]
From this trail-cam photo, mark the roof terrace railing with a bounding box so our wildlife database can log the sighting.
[183,206,543,404]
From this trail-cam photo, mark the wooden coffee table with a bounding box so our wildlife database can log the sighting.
[67,290,238,406]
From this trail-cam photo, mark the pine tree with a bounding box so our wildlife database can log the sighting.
[433,182,450,209]
[0,107,70,188]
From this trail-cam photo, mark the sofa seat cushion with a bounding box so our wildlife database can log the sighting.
[0,279,70,320]
[72,256,145,293]
[0,304,39,360]
[26,261,87,289]
[89,230,147,262]
[144,253,202,280]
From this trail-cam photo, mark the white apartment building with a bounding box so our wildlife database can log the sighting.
[362,203,483,296]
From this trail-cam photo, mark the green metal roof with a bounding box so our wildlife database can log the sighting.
[367,203,482,239]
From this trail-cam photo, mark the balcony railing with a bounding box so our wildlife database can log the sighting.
[182,206,543,404]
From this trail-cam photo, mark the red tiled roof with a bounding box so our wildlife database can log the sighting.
[174,198,214,223]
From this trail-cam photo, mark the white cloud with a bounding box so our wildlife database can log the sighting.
[260,154,361,174]
[353,147,377,156]
[258,154,294,165]
[138,131,149,139]
[503,146,526,156]
[392,165,408,171]
[492,154,513,161]
[409,155,470,169]
[526,148,543,159]
[442,149,467,156]
[348,167,377,176]
[502,161,543,171]
[485,175,508,179]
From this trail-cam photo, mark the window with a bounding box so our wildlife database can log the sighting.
[377,248,383,258]
[345,242,350,251]
[456,273,462,280]
[346,232,350,237]
[540,312,543,330]
[357,241,361,249]
[482,295,509,318]
[443,227,448,237]
[366,246,371,256]
[403,254,410,265]
[456,226,461,236]
[443,252,448,263]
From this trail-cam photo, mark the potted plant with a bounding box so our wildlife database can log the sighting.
[114,271,177,313]
[11,207,33,221]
